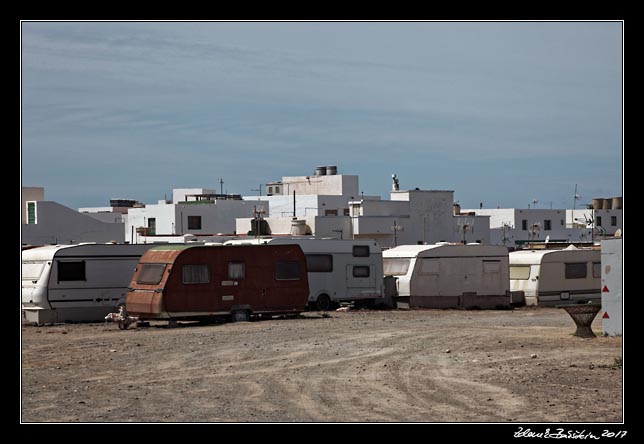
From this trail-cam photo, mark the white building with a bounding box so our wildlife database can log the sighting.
[124,190,267,244]
[461,208,594,247]
[238,168,491,247]
[350,190,490,248]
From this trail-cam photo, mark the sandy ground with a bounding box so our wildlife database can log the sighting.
[21,307,622,423]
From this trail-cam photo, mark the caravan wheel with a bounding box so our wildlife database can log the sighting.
[231,310,250,322]
[316,294,331,311]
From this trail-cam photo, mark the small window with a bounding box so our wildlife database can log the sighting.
[306,254,333,272]
[596,216,602,227]
[353,266,370,278]
[352,245,370,257]
[611,216,617,227]
[510,266,531,280]
[275,186,280,194]
[276,261,301,280]
[183,264,210,284]
[188,215,202,230]
[228,262,245,279]
[420,259,439,274]
[483,260,501,273]
[343,208,350,216]
[58,261,86,281]
[27,201,36,224]
[325,209,338,216]
[137,263,166,284]
[383,258,411,276]
[521,220,528,231]
[565,262,587,279]
[267,187,273,195]
[592,262,601,278]
[560,219,565,226]
[148,218,156,236]
[544,220,552,231]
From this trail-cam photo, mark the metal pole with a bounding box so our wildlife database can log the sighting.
[293,191,296,218]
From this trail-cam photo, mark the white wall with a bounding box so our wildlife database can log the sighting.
[601,238,623,336]
[272,174,359,197]
[22,201,124,245]
[126,199,267,243]
[566,209,623,236]
[172,188,216,203]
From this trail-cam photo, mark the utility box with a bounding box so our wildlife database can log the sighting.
[601,238,623,336]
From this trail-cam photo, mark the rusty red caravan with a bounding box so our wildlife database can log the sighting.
[126,244,309,321]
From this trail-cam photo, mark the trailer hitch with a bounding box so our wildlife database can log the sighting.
[105,305,140,330]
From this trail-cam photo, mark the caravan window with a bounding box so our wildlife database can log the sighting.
[22,262,45,280]
[420,259,439,275]
[509,266,530,280]
[592,262,601,278]
[565,263,587,279]
[353,266,370,277]
[58,261,86,281]
[483,260,501,273]
[137,264,166,285]
[306,254,333,273]
[228,262,245,279]
[183,264,210,284]
[275,261,301,280]
[383,258,411,276]
[352,245,370,257]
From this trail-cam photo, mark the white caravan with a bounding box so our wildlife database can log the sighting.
[22,244,156,324]
[382,243,510,309]
[509,246,601,306]
[224,238,384,310]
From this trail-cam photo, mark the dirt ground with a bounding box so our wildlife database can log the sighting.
[21,307,622,423]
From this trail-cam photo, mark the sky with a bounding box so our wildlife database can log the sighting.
[21,21,623,210]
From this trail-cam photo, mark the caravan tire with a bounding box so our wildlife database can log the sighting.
[316,294,331,311]
[231,310,250,322]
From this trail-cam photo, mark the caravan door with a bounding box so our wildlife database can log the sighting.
[346,264,376,300]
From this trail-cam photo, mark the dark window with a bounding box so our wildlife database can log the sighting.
[27,202,36,224]
[565,262,587,279]
[58,261,86,281]
[182,264,210,284]
[544,220,552,231]
[352,245,370,257]
[148,218,156,236]
[325,209,338,216]
[521,219,528,231]
[228,262,245,279]
[305,254,333,272]
[611,216,617,227]
[188,216,202,230]
[592,262,601,278]
[137,263,166,284]
[343,208,350,216]
[275,261,301,280]
[596,216,602,227]
[353,266,370,278]
[275,186,280,194]
[561,219,565,226]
